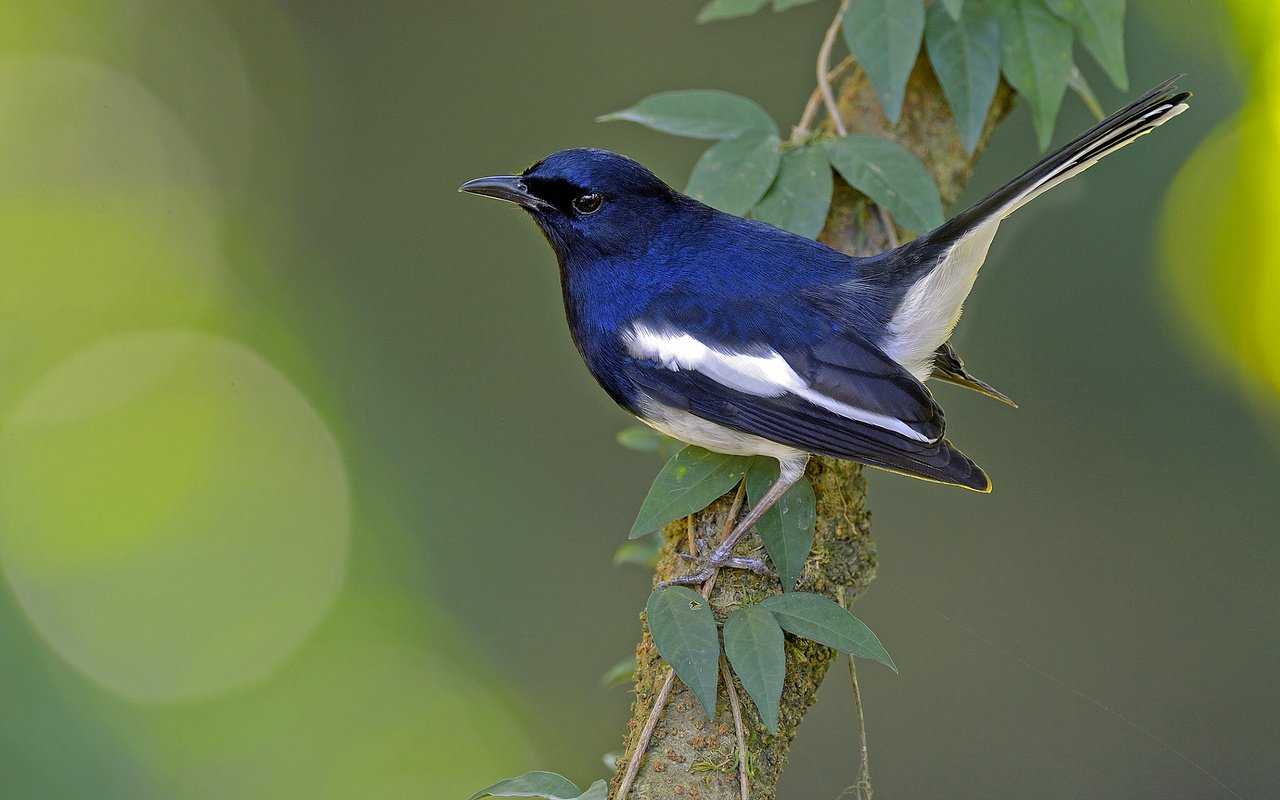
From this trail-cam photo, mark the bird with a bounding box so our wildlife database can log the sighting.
[459,78,1190,586]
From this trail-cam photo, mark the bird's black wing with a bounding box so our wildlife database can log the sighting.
[622,322,990,491]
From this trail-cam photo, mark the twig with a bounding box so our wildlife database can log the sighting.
[721,655,747,798]
[876,206,899,248]
[616,669,677,800]
[713,483,748,561]
[818,0,852,137]
[617,483,749,800]
[796,56,855,138]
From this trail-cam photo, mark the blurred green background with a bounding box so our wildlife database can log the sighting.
[0,1,1276,798]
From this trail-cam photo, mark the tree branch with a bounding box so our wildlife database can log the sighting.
[610,58,1015,800]
[817,0,851,137]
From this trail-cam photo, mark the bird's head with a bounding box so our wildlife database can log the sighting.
[459,148,683,262]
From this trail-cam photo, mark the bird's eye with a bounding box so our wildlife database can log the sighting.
[572,193,603,215]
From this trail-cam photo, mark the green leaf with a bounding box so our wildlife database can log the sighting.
[697,0,770,22]
[616,426,682,460]
[824,135,943,233]
[751,145,833,239]
[613,533,664,567]
[646,586,721,718]
[601,656,636,688]
[842,0,925,124]
[469,771,581,800]
[925,0,1001,154]
[629,446,752,538]
[745,458,816,591]
[687,133,783,215]
[701,0,768,22]
[1046,0,1127,91]
[996,0,1073,151]
[941,0,964,19]
[761,592,897,671]
[773,0,822,9]
[598,90,778,140]
[575,782,608,800]
[723,605,786,732]
[617,425,669,452]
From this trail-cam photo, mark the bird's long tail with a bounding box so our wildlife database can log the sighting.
[874,78,1190,380]
[935,76,1190,240]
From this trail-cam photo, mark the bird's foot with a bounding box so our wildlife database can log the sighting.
[659,552,769,589]
[657,472,794,590]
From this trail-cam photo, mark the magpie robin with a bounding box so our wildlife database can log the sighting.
[460,78,1189,586]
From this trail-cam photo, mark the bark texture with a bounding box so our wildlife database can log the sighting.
[610,58,1015,800]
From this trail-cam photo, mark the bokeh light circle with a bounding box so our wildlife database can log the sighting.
[0,55,228,416]
[0,331,350,702]
[0,54,217,211]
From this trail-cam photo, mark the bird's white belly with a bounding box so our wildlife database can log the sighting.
[635,397,807,460]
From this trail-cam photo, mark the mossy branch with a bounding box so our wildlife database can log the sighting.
[609,59,1015,800]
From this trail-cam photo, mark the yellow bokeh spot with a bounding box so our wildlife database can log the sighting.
[0,1,115,54]
[1161,0,1280,402]
[0,195,226,416]
[0,331,350,702]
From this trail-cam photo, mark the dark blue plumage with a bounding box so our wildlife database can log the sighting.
[460,78,1189,584]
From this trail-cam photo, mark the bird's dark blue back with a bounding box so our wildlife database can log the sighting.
[460,146,997,491]
[510,149,900,412]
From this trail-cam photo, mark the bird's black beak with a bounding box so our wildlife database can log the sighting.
[458,175,552,211]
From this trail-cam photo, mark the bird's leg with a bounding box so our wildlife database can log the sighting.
[659,455,808,588]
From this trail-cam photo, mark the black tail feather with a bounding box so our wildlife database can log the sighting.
[930,77,1191,244]
[931,342,1018,408]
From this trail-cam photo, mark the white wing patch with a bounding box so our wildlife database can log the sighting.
[624,323,934,443]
